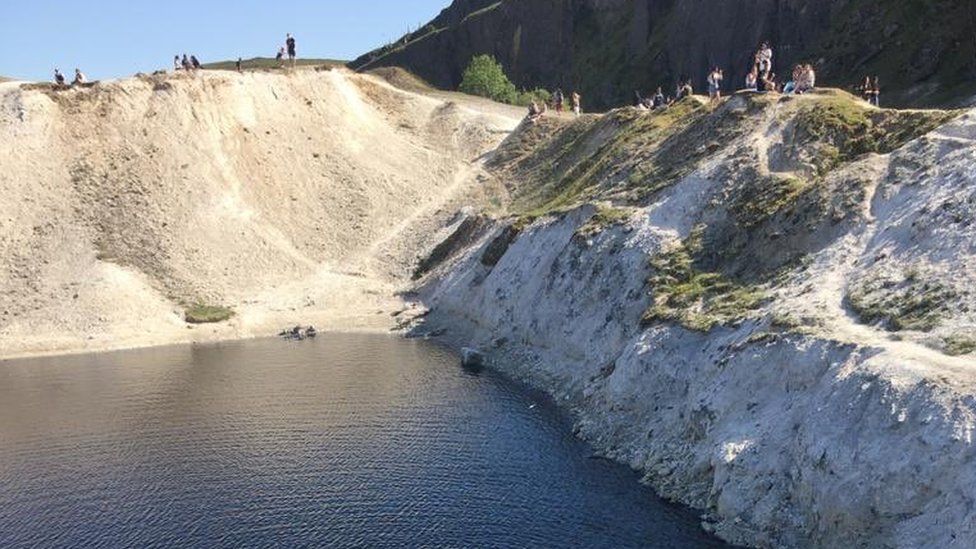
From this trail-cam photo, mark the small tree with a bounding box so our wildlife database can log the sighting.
[459,55,518,104]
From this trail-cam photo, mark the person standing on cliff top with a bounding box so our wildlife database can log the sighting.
[553,88,564,113]
[571,91,581,115]
[707,67,724,102]
[173,55,181,71]
[286,33,297,67]
[756,42,773,75]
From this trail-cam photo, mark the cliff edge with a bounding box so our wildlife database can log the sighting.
[412,91,976,547]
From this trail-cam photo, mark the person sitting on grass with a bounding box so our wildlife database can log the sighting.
[72,68,87,86]
[795,64,816,94]
[653,87,666,109]
[527,101,547,123]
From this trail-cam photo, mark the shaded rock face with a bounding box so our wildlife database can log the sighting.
[352,0,976,109]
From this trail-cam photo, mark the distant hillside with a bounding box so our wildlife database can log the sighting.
[203,57,345,71]
[351,0,976,109]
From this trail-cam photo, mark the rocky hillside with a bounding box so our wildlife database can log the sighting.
[352,0,976,109]
[409,91,976,547]
[0,70,521,358]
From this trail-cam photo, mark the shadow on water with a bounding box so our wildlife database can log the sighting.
[0,333,729,548]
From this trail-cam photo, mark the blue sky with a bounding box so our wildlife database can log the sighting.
[0,0,451,81]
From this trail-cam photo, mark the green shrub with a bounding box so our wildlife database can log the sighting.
[516,88,551,107]
[459,55,518,103]
[185,304,235,324]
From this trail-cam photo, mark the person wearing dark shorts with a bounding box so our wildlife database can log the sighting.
[286,33,296,67]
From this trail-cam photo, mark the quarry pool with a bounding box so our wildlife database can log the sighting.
[0,334,725,548]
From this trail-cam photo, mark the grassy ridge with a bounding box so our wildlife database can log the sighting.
[202,57,346,71]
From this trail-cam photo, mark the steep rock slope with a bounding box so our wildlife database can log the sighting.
[413,92,976,547]
[0,70,521,358]
[352,0,976,109]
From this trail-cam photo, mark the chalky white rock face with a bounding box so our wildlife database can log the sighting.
[417,105,976,547]
[0,70,521,358]
[4,62,976,547]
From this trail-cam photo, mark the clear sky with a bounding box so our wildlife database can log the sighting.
[0,0,451,81]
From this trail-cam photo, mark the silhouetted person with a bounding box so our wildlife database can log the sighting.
[286,33,297,67]
[53,68,66,87]
[190,55,201,70]
[236,57,243,72]
[653,87,665,109]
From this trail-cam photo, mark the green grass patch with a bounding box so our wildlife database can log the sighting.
[184,304,235,324]
[944,334,976,356]
[642,229,766,332]
[848,273,956,332]
[793,92,960,171]
[732,173,810,228]
[202,58,346,71]
[576,206,632,237]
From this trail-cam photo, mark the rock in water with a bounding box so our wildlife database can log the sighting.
[461,347,485,368]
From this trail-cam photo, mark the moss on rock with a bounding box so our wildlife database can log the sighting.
[848,271,956,332]
[642,229,766,332]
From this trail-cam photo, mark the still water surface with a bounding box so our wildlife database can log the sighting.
[0,334,725,548]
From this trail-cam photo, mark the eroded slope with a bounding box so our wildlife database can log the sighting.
[413,91,976,547]
[0,70,521,358]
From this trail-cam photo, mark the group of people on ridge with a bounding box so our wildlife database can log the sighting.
[174,54,203,72]
[635,78,693,111]
[636,41,827,113]
[859,76,882,106]
[275,34,298,68]
[527,87,582,124]
[53,68,86,88]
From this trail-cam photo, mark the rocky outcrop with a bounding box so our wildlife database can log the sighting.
[410,94,976,546]
[352,0,976,109]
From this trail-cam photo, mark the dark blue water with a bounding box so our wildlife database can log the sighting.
[0,334,725,548]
